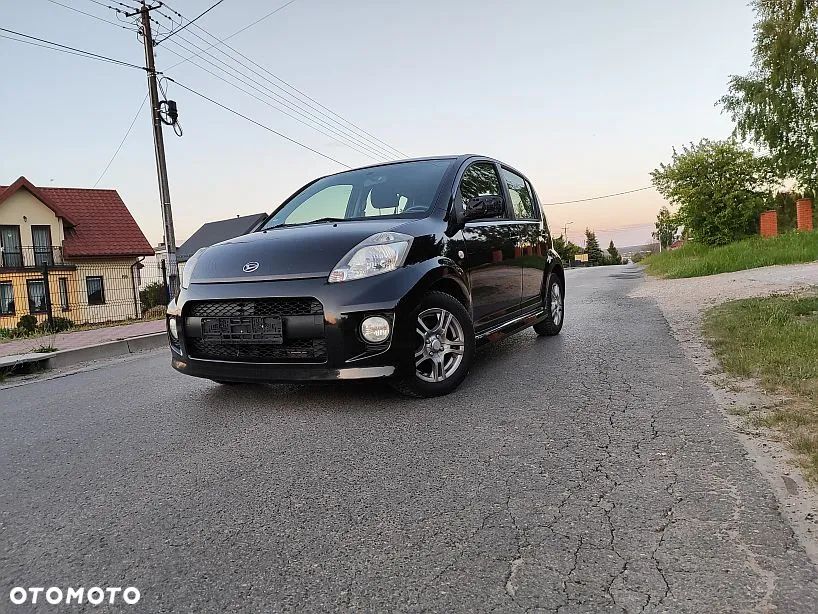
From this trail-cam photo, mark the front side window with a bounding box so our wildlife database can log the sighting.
[86,276,105,305]
[27,279,46,313]
[262,159,453,229]
[502,168,537,219]
[460,162,503,205]
[0,281,14,315]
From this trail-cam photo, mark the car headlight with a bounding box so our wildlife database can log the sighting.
[181,248,206,289]
[168,317,179,342]
[328,232,413,283]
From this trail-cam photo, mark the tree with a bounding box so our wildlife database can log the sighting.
[651,139,774,246]
[553,234,581,263]
[652,206,679,249]
[606,240,622,265]
[584,228,604,265]
[720,0,818,191]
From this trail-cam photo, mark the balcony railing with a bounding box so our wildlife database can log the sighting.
[0,246,67,269]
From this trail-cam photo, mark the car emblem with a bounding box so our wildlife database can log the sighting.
[242,261,259,273]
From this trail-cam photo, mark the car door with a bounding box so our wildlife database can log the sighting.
[500,167,549,311]
[458,161,522,332]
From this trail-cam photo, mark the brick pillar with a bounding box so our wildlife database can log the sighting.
[796,198,814,231]
[760,210,778,237]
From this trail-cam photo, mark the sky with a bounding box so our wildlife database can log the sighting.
[0,0,756,249]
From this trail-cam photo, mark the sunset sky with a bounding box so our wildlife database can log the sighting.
[1,0,755,248]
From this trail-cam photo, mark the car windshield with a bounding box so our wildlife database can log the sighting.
[261,159,453,229]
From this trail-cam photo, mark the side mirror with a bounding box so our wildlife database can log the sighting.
[463,195,504,221]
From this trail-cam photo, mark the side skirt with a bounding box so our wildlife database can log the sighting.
[475,305,546,346]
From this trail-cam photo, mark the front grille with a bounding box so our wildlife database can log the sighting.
[187,338,327,363]
[188,297,322,318]
[185,298,326,363]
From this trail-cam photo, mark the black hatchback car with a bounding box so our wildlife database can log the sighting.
[167,155,565,396]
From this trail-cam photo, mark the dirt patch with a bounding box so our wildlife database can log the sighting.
[630,261,818,565]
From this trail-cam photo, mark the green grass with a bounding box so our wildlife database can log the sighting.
[32,344,57,353]
[703,292,818,480]
[641,231,818,278]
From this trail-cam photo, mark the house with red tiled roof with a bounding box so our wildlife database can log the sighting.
[0,176,155,328]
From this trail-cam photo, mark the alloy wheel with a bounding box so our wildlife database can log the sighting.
[414,307,465,382]
[550,283,563,326]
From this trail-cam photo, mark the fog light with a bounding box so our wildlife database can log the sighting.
[168,317,179,342]
[361,316,391,344]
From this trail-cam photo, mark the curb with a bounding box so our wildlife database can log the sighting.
[1,332,167,373]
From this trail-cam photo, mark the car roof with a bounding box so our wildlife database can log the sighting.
[319,154,497,178]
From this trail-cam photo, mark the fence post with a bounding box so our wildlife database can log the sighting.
[42,262,54,330]
[760,210,778,238]
[160,258,170,304]
[796,198,814,231]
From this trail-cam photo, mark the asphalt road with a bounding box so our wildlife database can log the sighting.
[2,265,817,613]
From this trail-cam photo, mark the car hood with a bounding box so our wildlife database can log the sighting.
[189,219,413,283]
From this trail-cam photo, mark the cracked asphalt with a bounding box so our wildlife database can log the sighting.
[2,265,817,612]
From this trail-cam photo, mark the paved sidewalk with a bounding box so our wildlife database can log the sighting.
[0,320,165,358]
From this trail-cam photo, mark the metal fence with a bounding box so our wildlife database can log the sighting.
[0,256,174,332]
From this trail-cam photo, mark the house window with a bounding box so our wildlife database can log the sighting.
[27,279,47,313]
[31,225,54,266]
[0,225,23,268]
[58,277,69,311]
[0,281,14,315]
[86,276,105,305]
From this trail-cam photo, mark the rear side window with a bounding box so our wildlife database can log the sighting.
[460,162,503,206]
[502,168,537,219]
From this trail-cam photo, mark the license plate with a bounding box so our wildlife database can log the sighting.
[202,316,283,344]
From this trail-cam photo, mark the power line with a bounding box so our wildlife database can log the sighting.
[165,26,398,160]
[76,0,377,162]
[541,186,654,206]
[160,0,407,159]
[165,77,352,168]
[43,0,138,31]
[156,0,226,44]
[163,0,299,45]
[153,13,397,160]
[158,33,390,161]
[85,0,138,11]
[160,41,384,162]
[93,93,149,187]
[0,27,145,71]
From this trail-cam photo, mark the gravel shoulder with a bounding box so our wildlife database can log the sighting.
[631,261,818,564]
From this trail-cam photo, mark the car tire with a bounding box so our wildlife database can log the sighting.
[533,274,564,336]
[212,380,241,385]
[391,291,475,398]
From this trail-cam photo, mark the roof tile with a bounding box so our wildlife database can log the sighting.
[0,179,153,258]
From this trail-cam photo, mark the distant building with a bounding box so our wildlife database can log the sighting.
[177,213,267,264]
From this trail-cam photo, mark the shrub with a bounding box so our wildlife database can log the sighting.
[140,281,169,312]
[17,315,37,333]
[38,317,74,334]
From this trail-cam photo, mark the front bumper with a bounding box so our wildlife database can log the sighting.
[171,355,395,382]
[167,272,422,383]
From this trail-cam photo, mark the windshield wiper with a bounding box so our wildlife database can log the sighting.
[284,217,346,227]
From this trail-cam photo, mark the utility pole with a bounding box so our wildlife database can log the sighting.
[134,2,179,296]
